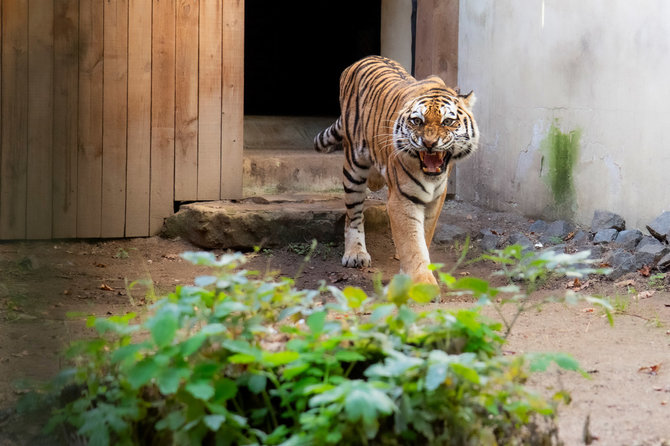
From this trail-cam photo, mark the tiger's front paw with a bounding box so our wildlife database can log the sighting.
[342,250,372,268]
[411,270,438,285]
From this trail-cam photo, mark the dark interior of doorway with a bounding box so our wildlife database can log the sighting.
[244,1,382,117]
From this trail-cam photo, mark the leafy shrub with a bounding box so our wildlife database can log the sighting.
[44,247,609,445]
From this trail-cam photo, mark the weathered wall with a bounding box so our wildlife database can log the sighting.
[381,0,413,70]
[457,1,670,230]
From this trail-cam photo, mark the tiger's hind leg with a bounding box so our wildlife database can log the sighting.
[341,142,373,268]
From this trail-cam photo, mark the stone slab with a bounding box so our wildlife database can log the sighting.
[162,194,389,250]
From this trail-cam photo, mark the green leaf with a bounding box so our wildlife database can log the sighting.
[370,303,395,322]
[408,283,439,303]
[126,358,158,389]
[228,353,257,364]
[262,351,300,367]
[214,301,249,318]
[528,352,581,374]
[528,354,552,372]
[155,411,185,431]
[453,277,490,296]
[213,378,238,402]
[149,312,178,348]
[200,323,226,336]
[343,286,367,308]
[185,381,215,401]
[306,311,327,335]
[283,362,310,380]
[203,414,226,431]
[248,374,267,394]
[438,272,456,286]
[553,353,581,371]
[157,366,189,394]
[335,350,366,362]
[180,333,207,357]
[344,383,395,424]
[425,362,448,391]
[387,274,412,306]
[397,305,417,326]
[110,343,143,365]
[451,363,480,384]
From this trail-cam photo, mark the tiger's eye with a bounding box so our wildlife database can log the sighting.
[410,117,422,126]
[442,118,456,127]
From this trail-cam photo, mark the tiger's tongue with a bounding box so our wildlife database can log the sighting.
[422,153,443,172]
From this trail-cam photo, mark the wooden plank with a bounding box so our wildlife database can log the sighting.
[77,0,104,237]
[125,0,152,237]
[174,0,199,201]
[150,0,176,233]
[101,0,128,237]
[0,0,29,239]
[415,0,459,87]
[52,0,79,238]
[26,0,54,239]
[220,0,244,199]
[197,0,222,199]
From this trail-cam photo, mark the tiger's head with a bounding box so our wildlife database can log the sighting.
[394,86,479,176]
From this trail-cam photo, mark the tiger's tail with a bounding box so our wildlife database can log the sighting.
[314,116,344,153]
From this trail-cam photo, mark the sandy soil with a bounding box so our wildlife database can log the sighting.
[0,200,668,445]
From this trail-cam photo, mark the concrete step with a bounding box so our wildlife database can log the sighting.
[163,194,388,250]
[243,149,343,196]
[243,115,343,196]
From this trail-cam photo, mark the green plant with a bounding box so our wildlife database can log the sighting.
[648,272,666,290]
[476,245,613,336]
[40,246,609,445]
[611,294,631,315]
[114,248,130,259]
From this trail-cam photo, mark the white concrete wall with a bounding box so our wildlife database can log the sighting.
[381,0,413,70]
[457,1,670,230]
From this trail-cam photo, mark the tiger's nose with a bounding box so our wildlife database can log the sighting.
[423,138,437,149]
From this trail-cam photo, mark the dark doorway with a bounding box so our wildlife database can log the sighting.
[244,1,382,117]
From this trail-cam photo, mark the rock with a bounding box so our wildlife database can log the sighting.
[635,237,669,261]
[658,252,670,271]
[529,220,548,234]
[591,210,626,232]
[614,229,643,250]
[547,220,575,238]
[593,228,618,245]
[605,249,636,280]
[162,195,388,249]
[538,220,574,245]
[545,243,567,254]
[480,228,503,238]
[636,236,665,252]
[646,211,670,242]
[480,233,500,252]
[507,232,533,249]
[633,251,659,270]
[585,245,606,260]
[434,224,468,244]
[571,230,592,245]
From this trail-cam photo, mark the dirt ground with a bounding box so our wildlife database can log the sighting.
[0,199,668,445]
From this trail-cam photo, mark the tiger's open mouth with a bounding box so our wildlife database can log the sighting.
[418,151,451,175]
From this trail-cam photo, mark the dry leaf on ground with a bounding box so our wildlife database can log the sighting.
[638,265,652,277]
[638,363,662,375]
[615,279,635,288]
[635,290,655,300]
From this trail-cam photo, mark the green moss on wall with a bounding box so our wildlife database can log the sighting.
[541,122,581,218]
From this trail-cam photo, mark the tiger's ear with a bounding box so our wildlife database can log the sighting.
[459,91,476,110]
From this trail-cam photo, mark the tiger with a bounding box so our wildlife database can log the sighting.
[314,55,479,284]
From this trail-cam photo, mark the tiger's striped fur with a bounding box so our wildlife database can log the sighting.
[314,56,479,284]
